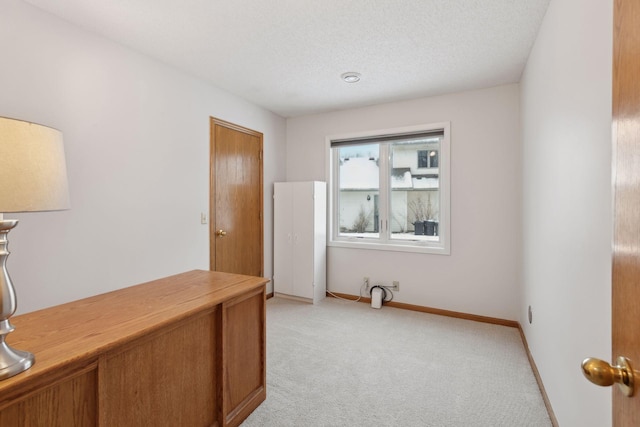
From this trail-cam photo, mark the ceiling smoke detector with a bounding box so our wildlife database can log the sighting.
[341,72,361,83]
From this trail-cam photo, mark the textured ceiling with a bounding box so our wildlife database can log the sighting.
[23,0,551,118]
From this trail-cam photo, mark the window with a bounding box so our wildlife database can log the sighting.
[418,149,439,168]
[327,123,450,255]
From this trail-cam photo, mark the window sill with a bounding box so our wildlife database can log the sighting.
[328,239,450,255]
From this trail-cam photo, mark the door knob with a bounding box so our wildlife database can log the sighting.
[581,356,635,397]
[216,230,227,237]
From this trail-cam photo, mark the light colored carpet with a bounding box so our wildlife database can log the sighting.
[242,297,552,427]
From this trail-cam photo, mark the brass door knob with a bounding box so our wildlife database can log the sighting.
[216,230,227,237]
[582,356,635,397]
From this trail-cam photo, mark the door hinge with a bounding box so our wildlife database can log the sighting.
[259,150,263,160]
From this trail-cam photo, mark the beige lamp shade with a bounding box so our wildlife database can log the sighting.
[0,117,70,212]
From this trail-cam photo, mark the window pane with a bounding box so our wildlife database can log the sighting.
[390,138,440,242]
[336,144,379,238]
[417,150,429,168]
[429,150,439,168]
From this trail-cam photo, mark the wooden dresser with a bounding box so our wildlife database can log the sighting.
[0,270,268,427]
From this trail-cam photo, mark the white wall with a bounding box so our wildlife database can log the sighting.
[520,0,613,425]
[287,84,522,320]
[2,1,613,423]
[0,0,286,313]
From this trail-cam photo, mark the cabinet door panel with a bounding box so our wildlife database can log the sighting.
[274,182,294,295]
[0,369,97,427]
[101,312,217,426]
[292,182,315,299]
[222,288,265,426]
[312,182,327,302]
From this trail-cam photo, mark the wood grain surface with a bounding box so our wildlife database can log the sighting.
[612,0,640,425]
[0,270,268,426]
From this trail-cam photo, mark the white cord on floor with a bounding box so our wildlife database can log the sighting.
[326,282,367,302]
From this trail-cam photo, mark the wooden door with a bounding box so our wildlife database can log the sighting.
[612,0,640,424]
[210,118,263,277]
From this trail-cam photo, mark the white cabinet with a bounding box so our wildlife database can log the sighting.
[273,181,326,303]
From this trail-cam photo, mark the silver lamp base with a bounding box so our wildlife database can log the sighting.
[0,219,35,379]
[0,337,34,380]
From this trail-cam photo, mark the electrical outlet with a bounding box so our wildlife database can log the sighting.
[392,280,400,291]
[364,277,370,291]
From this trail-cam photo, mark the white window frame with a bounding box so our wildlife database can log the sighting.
[326,122,451,255]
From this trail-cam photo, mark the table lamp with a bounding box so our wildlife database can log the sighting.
[0,117,70,380]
